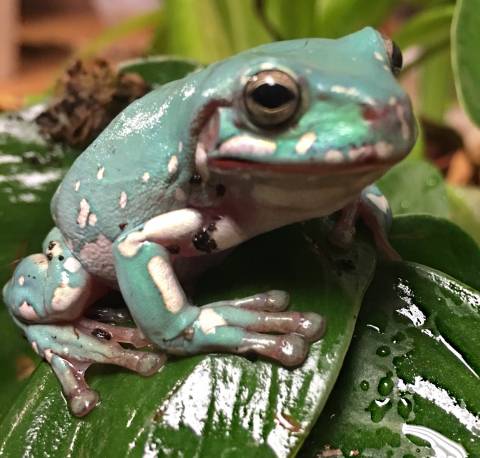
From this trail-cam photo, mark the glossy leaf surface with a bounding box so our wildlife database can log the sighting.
[0,221,376,457]
[118,56,201,87]
[0,110,75,417]
[301,261,480,457]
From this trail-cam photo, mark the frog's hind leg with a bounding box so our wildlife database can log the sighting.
[3,227,165,416]
[19,319,165,416]
[330,184,400,260]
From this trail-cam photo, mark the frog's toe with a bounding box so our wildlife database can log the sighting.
[256,333,308,367]
[70,389,100,417]
[298,312,326,342]
[208,290,290,312]
[136,352,167,376]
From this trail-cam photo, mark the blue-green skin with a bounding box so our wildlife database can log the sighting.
[3,28,416,416]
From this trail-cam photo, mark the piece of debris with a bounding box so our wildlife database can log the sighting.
[36,59,150,148]
[15,355,36,381]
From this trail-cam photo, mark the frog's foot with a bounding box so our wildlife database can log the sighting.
[2,227,105,324]
[161,295,325,367]
[23,320,166,416]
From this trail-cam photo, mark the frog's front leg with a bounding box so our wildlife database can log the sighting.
[330,184,400,260]
[113,209,325,366]
[3,227,165,416]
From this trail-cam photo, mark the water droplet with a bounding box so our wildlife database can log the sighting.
[426,176,439,187]
[376,345,391,357]
[391,331,405,344]
[360,380,370,391]
[397,397,412,419]
[366,398,392,423]
[378,376,394,396]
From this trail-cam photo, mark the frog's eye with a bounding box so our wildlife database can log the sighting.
[244,70,301,129]
[383,37,403,76]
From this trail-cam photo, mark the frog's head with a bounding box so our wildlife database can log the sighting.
[197,27,416,190]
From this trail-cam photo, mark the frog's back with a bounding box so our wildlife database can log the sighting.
[51,81,197,262]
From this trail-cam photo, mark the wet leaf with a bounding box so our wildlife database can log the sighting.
[118,56,201,87]
[300,261,480,457]
[0,220,376,456]
[0,109,75,417]
[377,159,449,218]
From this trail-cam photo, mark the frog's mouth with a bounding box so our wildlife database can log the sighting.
[207,143,401,176]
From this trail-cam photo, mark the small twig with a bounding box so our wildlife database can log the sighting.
[254,0,284,41]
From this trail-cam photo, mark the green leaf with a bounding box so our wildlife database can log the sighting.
[419,49,455,123]
[377,159,449,218]
[393,4,454,49]
[313,0,396,38]
[0,110,75,417]
[390,214,480,291]
[162,0,233,62]
[118,56,201,87]
[0,221,376,456]
[214,0,271,52]
[300,261,480,457]
[263,0,316,39]
[452,0,480,127]
[447,185,480,247]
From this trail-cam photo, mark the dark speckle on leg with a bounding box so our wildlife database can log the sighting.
[92,328,112,341]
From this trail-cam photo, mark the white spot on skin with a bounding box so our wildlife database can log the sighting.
[389,96,397,106]
[331,85,360,97]
[117,231,145,258]
[383,64,390,72]
[142,172,150,183]
[325,149,344,163]
[178,141,183,153]
[367,193,389,213]
[198,308,227,334]
[396,104,411,140]
[64,257,81,273]
[168,155,179,175]
[295,132,316,155]
[147,256,185,313]
[375,141,394,159]
[88,213,97,226]
[44,349,53,363]
[74,181,80,192]
[219,136,277,156]
[195,142,209,181]
[18,276,25,286]
[51,285,82,311]
[374,51,385,62]
[77,199,90,228]
[31,341,39,355]
[97,166,105,180]
[175,188,187,202]
[119,192,128,209]
[19,301,39,320]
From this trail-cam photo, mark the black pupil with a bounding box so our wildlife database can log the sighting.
[251,83,294,109]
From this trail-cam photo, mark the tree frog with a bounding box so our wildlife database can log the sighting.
[3,27,416,417]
